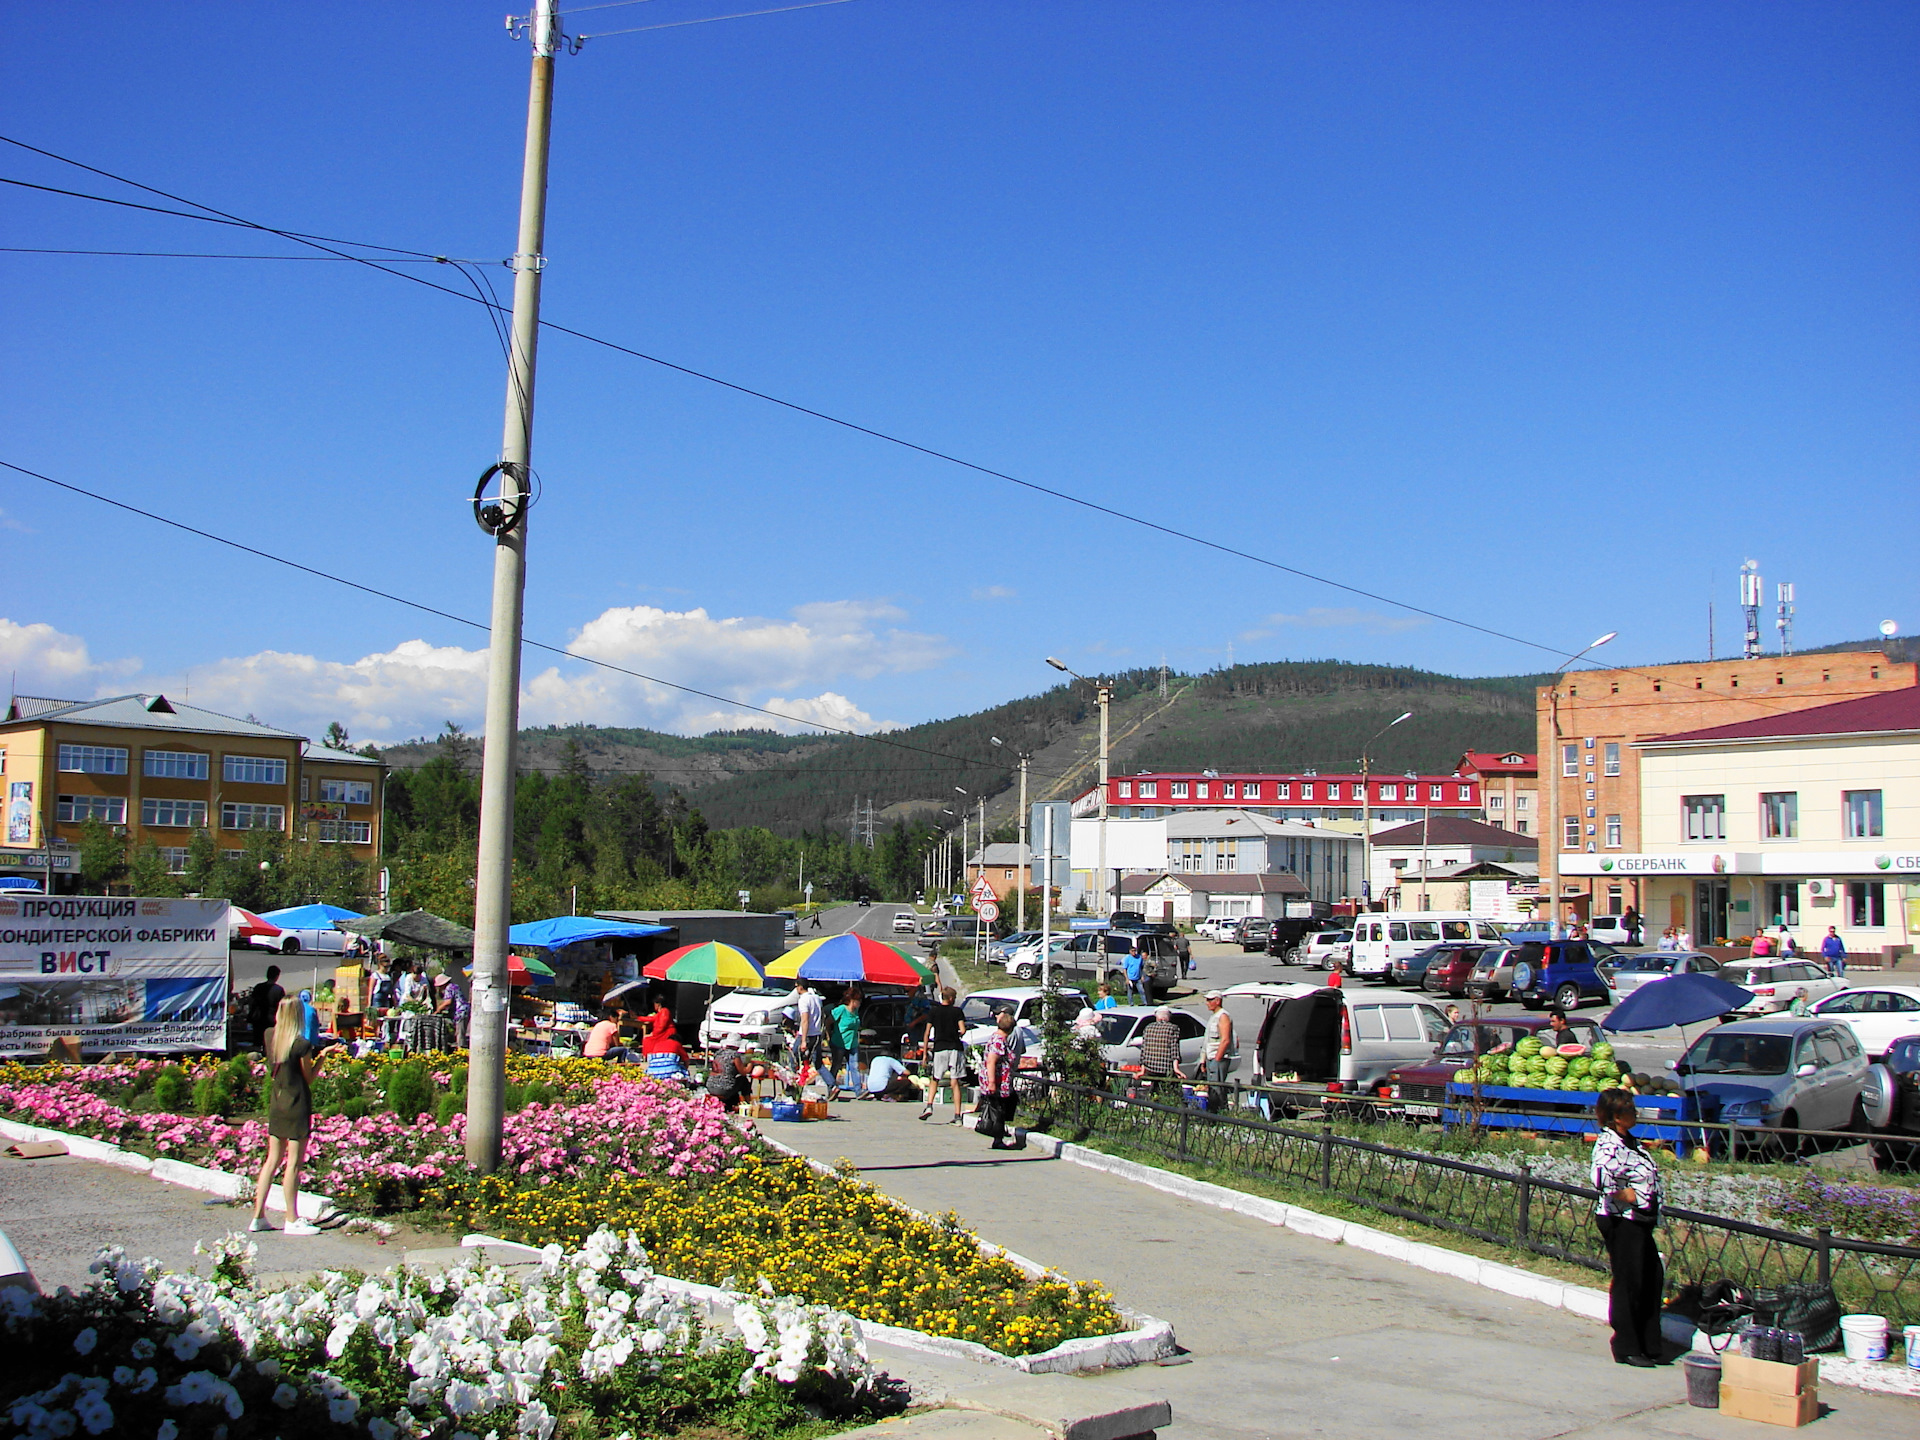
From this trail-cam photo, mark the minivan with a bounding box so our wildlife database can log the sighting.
[1347,913,1508,981]
[1251,986,1451,1097]
[1055,931,1181,997]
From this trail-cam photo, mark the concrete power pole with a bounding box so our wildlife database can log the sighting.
[469,0,563,1173]
[1016,752,1029,931]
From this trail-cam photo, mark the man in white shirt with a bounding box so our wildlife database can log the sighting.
[793,979,825,1082]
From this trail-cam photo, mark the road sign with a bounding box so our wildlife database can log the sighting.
[970,877,996,904]
[976,900,1000,923]
[804,883,814,897]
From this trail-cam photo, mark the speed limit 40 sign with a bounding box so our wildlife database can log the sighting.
[976,900,1000,923]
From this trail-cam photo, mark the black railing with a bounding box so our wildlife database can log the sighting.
[1028,1079,1920,1332]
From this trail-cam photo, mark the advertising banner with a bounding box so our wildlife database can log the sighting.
[0,896,230,1056]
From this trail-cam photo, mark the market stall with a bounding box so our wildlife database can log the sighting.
[503,915,670,1054]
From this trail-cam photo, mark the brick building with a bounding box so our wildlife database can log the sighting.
[1457,750,1538,835]
[1536,650,1915,925]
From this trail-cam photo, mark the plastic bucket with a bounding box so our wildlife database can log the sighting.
[1839,1314,1889,1362]
[1682,1354,1720,1408]
[1903,1325,1920,1370]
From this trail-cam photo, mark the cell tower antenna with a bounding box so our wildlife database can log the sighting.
[1776,582,1795,656]
[1739,560,1763,660]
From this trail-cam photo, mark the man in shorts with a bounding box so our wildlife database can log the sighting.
[920,985,968,1123]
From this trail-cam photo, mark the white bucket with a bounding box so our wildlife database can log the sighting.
[1839,1313,1889,1363]
[1904,1324,1920,1370]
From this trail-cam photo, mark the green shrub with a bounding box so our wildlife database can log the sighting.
[434,1092,462,1126]
[340,1096,370,1121]
[384,1061,432,1122]
[503,1083,526,1113]
[150,1066,189,1111]
[192,1075,221,1116]
[449,1063,469,1096]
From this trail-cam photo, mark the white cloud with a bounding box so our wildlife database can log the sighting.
[1,600,933,744]
[0,618,139,694]
[970,585,1017,601]
[1250,606,1430,638]
[0,508,33,535]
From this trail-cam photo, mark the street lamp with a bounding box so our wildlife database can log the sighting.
[1545,631,1617,938]
[1359,712,1413,912]
[1046,657,1113,919]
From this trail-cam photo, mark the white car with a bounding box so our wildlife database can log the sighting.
[1001,934,1074,980]
[958,986,1087,1054]
[1296,929,1353,972]
[891,912,918,934]
[1721,959,1849,1015]
[1807,986,1920,1059]
[700,984,799,1055]
[1091,1006,1210,1075]
[247,925,349,957]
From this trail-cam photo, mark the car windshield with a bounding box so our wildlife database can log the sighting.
[1686,1032,1792,1076]
[961,997,1019,1027]
[724,983,795,999]
[1094,1015,1142,1045]
[1611,955,1679,974]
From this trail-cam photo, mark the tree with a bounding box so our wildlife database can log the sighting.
[77,819,127,892]
[126,841,181,898]
[323,721,352,750]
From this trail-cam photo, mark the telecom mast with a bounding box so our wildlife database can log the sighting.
[1740,560,1763,659]
[1776,582,1795,656]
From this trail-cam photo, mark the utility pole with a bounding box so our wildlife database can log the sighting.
[469,0,562,1174]
[1016,752,1029,930]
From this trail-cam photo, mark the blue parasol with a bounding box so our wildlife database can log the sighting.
[1600,971,1755,1032]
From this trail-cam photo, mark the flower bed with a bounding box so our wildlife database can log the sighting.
[4,1228,886,1439]
[0,1058,1127,1358]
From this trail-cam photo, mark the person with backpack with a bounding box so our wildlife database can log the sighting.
[248,966,285,1052]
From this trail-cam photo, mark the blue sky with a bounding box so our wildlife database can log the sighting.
[3,0,1915,744]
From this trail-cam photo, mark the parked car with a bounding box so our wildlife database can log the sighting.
[1383,1015,1606,1114]
[1238,918,1274,952]
[1217,982,1319,1079]
[1600,950,1723,997]
[1196,917,1238,942]
[1718,959,1850,1015]
[1806,986,1920,1059]
[1112,921,1191,966]
[778,910,799,937]
[958,986,1087,1055]
[1002,933,1074,981]
[891,911,918,934]
[1675,1017,1870,1138]
[248,924,349,957]
[1390,942,1485,988]
[1421,947,1486,997]
[1092,1005,1208,1075]
[1295,929,1353,972]
[918,915,986,948]
[1053,931,1181,996]
[1584,914,1646,947]
[1504,938,1614,1011]
[1347,913,1510,981]
[699,981,800,1054]
[988,931,1043,964]
[1864,1034,1920,1172]
[1252,986,1450,1095]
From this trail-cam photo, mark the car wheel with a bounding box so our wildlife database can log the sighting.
[1108,970,1127,991]
[1013,963,1037,981]
[281,938,300,955]
[1554,982,1582,1013]
[1520,998,1542,1011]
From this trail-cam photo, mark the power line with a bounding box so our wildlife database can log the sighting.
[577,0,862,42]
[0,245,461,261]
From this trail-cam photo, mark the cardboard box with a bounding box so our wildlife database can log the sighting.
[1719,1385,1819,1427]
[1721,1355,1820,1397]
[801,1099,830,1121]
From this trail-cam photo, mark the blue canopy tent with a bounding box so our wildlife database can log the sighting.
[506,916,670,950]
[261,903,366,929]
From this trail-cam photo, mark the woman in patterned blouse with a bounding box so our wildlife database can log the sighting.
[1590,1089,1665,1366]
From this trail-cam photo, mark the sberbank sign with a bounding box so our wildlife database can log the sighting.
[1600,856,1699,874]
[1874,854,1920,872]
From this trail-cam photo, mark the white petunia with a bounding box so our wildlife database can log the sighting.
[71,1328,97,1355]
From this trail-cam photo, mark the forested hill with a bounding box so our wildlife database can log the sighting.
[378,660,1545,838]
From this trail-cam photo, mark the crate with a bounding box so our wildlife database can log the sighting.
[1718,1386,1818,1427]
[1721,1355,1819,1397]
[802,1099,830,1121]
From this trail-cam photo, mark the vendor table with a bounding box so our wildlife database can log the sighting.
[1444,1083,1703,1156]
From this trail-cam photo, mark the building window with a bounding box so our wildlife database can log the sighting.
[1843,790,1884,839]
[1242,782,1260,799]
[1759,792,1798,840]
[1515,794,1531,813]
[1220,781,1236,798]
[1380,783,1398,801]
[1606,885,1624,914]
[143,750,209,780]
[1175,839,1203,872]
[1299,783,1313,800]
[1563,816,1580,849]
[1003,869,1014,881]
[1326,783,1342,801]
[1170,782,1189,799]
[223,755,287,786]
[1215,842,1237,873]
[1486,794,1504,813]
[157,847,190,875]
[1457,785,1472,801]
[57,744,127,775]
[1605,814,1622,848]
[1848,881,1887,928]
[141,798,208,828]
[1117,781,1132,798]
[57,794,125,824]
[1561,744,1577,777]
[1603,743,1620,777]
[1138,781,1156,799]
[1428,784,1443,801]
[1765,881,1800,928]
[221,802,285,832]
[1515,820,1530,835]
[1275,783,1289,799]
[221,849,245,861]
[1683,794,1726,842]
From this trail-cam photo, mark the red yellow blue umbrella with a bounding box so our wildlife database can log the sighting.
[765,933,934,986]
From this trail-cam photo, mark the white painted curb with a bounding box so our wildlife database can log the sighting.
[1021,1128,1920,1399]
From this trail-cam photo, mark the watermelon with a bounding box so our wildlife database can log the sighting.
[1556,1043,1589,1058]
[1453,1069,1477,1085]
[1517,1037,1542,1055]
[1591,1042,1615,1062]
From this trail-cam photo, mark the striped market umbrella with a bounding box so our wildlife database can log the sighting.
[642,941,767,988]
[765,932,935,987]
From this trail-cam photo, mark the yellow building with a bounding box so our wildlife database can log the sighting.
[0,694,384,889]
[1560,685,1918,959]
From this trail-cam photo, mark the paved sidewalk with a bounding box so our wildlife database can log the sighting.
[769,1103,1917,1440]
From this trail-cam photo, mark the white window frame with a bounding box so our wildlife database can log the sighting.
[316,819,374,845]
[157,846,191,875]
[1605,814,1622,848]
[1563,816,1580,849]
[221,802,285,832]
[57,794,126,824]
[1274,783,1290,799]
[1300,783,1314,800]
[1326,783,1342,801]
[143,750,209,780]
[1242,782,1260,799]
[1117,780,1132,798]
[1561,744,1578,777]
[1843,790,1884,840]
[1381,783,1398,801]
[1515,793,1532,813]
[223,754,287,786]
[141,797,209,828]
[1683,794,1726,842]
[1486,793,1504,812]
[1170,781,1189,798]
[1137,781,1157,799]
[1759,791,1798,840]
[58,744,127,775]
[1603,742,1621,777]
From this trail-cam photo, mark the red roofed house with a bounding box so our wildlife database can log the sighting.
[1457,750,1537,836]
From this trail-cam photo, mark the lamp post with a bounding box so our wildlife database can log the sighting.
[1544,632,1617,938]
[991,737,1032,932]
[1047,658,1112,918]
[1359,712,1413,913]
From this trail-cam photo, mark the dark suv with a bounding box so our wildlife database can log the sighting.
[1504,937,1613,1011]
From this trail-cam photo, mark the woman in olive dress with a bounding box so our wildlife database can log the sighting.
[249,996,321,1235]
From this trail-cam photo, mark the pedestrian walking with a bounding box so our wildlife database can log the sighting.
[810,907,824,930]
[1201,990,1235,1111]
[1656,928,1678,952]
[828,990,863,1100]
[1139,1005,1186,1097]
[249,997,321,1235]
[1821,926,1847,978]
[1750,931,1774,958]
[978,1009,1026,1150]
[248,965,285,1053]
[1775,924,1797,958]
[1590,1089,1664,1366]
[792,979,825,1089]
[1623,907,1641,946]
[919,985,967,1123]
[1123,938,1148,1005]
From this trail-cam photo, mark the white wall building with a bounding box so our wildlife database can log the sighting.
[1366,816,1539,907]
[1067,809,1361,910]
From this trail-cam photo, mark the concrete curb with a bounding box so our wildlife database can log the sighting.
[754,1129,1176,1372]
[1021,1127,1920,1399]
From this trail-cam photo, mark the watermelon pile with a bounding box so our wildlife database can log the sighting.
[1457,1036,1624,1091]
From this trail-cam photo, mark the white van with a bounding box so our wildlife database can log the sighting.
[1250,985,1451,1093]
[1347,913,1508,982]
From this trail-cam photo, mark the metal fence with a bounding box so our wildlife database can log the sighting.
[1029,1079,1920,1332]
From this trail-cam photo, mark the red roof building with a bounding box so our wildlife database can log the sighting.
[1082,770,1481,825]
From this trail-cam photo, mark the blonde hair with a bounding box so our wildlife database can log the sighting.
[267,996,305,1066]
